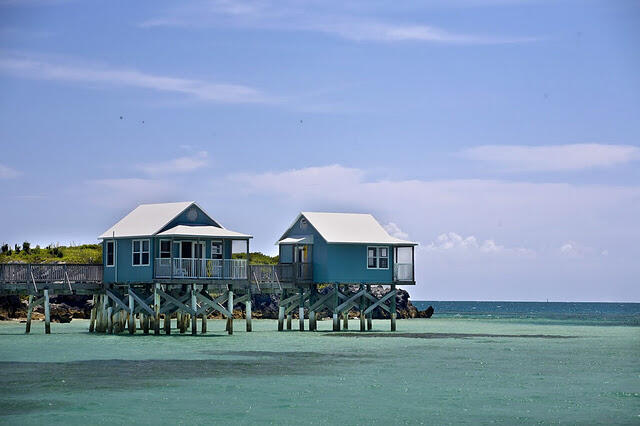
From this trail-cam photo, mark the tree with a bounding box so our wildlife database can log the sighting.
[1,244,8,255]
[22,241,31,254]
[14,244,20,254]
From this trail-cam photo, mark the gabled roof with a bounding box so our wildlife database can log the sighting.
[157,225,251,239]
[279,212,417,245]
[98,201,229,239]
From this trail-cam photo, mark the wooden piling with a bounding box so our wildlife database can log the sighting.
[227,290,233,335]
[154,283,160,335]
[201,311,207,334]
[143,314,150,334]
[309,286,316,332]
[245,291,252,333]
[128,289,135,334]
[366,285,372,330]
[343,311,348,329]
[44,289,51,334]
[360,286,366,332]
[278,305,285,331]
[89,295,96,333]
[25,294,34,334]
[390,284,397,332]
[299,289,304,331]
[286,313,292,330]
[107,305,113,334]
[332,284,339,331]
[191,284,197,335]
[164,313,170,335]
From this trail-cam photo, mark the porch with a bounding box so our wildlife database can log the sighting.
[154,258,248,280]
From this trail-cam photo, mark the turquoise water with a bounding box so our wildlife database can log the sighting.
[0,315,639,425]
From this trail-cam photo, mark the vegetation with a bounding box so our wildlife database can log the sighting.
[0,243,102,264]
[233,251,279,265]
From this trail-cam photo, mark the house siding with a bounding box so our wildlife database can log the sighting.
[158,204,221,233]
[102,238,154,283]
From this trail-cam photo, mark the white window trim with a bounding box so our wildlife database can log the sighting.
[211,240,223,259]
[132,239,150,266]
[367,245,389,270]
[105,240,115,267]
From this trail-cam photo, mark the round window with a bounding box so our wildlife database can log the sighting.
[186,208,198,222]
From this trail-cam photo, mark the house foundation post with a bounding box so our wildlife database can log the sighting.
[332,284,339,331]
[390,284,397,332]
[309,286,316,331]
[366,285,372,330]
[360,285,366,332]
[88,295,96,333]
[227,289,234,335]
[299,288,304,331]
[245,288,252,332]
[26,294,34,334]
[154,283,160,335]
[128,287,135,334]
[191,284,197,335]
[44,289,51,334]
[278,290,285,331]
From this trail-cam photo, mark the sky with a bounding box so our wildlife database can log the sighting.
[1,0,639,302]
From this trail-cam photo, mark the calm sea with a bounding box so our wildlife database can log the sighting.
[412,300,640,326]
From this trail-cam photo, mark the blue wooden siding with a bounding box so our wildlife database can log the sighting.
[102,238,154,284]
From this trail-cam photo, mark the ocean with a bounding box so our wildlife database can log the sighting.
[1,301,638,425]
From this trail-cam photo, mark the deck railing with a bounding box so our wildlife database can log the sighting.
[0,263,102,284]
[393,263,414,281]
[154,258,248,280]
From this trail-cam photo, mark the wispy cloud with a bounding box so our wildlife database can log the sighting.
[0,163,20,179]
[137,151,209,175]
[0,54,272,104]
[140,0,538,45]
[425,232,535,256]
[461,144,640,171]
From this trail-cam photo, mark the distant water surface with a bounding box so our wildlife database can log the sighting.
[412,301,640,326]
[0,310,638,424]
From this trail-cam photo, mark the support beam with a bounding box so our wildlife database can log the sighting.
[245,289,252,332]
[360,285,366,332]
[128,288,135,334]
[89,295,96,333]
[286,313,292,330]
[227,290,234,335]
[107,305,113,334]
[367,285,372,330]
[191,284,197,335]
[299,289,304,331]
[44,289,51,334]
[390,284,397,332]
[26,294,34,334]
[343,311,348,330]
[164,312,170,335]
[278,305,285,331]
[154,284,160,335]
[332,284,339,331]
[309,286,316,332]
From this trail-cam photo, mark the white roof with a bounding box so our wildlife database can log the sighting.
[99,201,232,239]
[281,212,417,245]
[157,225,251,239]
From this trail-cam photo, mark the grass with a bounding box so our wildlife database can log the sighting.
[0,244,102,264]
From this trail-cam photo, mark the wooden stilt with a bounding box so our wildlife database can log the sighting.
[366,285,372,330]
[143,314,149,334]
[286,313,292,330]
[25,294,34,334]
[360,285,366,332]
[44,289,51,334]
[154,284,160,335]
[309,286,316,331]
[390,284,397,332]
[128,289,135,334]
[107,305,113,334]
[164,312,170,335]
[245,290,252,332]
[278,305,285,331]
[201,311,207,334]
[343,311,348,329]
[227,290,234,335]
[299,289,304,331]
[191,284,197,335]
[332,284,339,331]
[89,295,96,333]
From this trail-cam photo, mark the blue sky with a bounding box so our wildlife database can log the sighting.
[1,0,639,301]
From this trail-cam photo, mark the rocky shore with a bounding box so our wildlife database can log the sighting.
[0,286,433,322]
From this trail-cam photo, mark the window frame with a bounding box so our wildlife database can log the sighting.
[132,239,150,267]
[366,245,389,270]
[105,240,115,267]
[159,239,171,259]
[211,240,223,259]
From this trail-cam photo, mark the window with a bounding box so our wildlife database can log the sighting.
[159,240,171,258]
[367,246,389,269]
[106,241,114,267]
[211,241,222,259]
[132,239,150,266]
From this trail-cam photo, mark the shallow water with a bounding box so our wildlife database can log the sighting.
[0,317,638,425]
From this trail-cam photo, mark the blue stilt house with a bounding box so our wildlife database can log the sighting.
[277,212,417,285]
[99,201,252,284]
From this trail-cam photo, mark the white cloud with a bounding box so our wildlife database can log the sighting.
[461,144,640,171]
[137,151,209,175]
[425,232,534,256]
[0,55,271,104]
[0,163,20,179]
[384,222,409,240]
[140,1,537,45]
[559,241,608,258]
[85,178,179,208]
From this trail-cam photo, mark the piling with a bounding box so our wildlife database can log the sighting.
[227,290,234,335]
[299,289,304,331]
[245,293,252,333]
[366,285,372,330]
[128,290,135,334]
[278,305,285,331]
[153,284,160,335]
[89,295,96,333]
[332,284,339,331]
[191,284,197,335]
[25,294,34,334]
[44,289,51,334]
[390,284,397,332]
